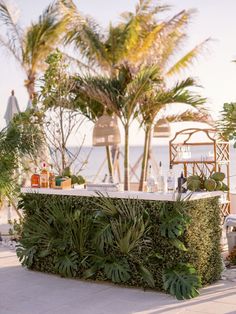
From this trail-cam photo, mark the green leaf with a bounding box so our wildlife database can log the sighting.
[16,245,37,267]
[104,258,131,283]
[163,264,201,300]
[54,252,78,277]
[38,250,50,258]
[147,252,164,262]
[160,215,186,239]
[139,264,155,288]
[83,265,98,279]
[170,239,188,251]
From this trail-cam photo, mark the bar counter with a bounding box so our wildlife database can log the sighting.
[21,187,222,201]
[18,187,223,298]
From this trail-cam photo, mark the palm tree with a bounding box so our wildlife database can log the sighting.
[0,0,70,98]
[76,64,160,190]
[66,0,209,187]
[138,77,206,191]
[65,0,209,76]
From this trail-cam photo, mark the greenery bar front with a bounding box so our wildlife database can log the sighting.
[18,188,223,300]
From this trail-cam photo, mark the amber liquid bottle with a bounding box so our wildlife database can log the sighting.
[31,168,40,188]
[40,163,49,188]
[49,166,55,188]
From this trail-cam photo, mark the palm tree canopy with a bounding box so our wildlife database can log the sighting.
[65,0,209,77]
[0,0,70,94]
[74,64,161,125]
[23,2,69,74]
[139,77,206,126]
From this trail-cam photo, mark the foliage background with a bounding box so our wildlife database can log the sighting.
[17,193,222,298]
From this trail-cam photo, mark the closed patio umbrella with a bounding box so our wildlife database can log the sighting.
[4,90,20,125]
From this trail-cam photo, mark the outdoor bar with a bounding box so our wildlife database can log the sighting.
[19,187,223,299]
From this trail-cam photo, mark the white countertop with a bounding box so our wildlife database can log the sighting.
[20,187,223,202]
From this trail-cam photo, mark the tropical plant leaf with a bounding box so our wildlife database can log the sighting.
[111,216,146,254]
[104,258,131,283]
[54,252,78,277]
[159,199,190,240]
[93,212,114,253]
[169,239,187,252]
[16,245,37,267]
[83,264,99,279]
[139,264,155,288]
[163,263,201,300]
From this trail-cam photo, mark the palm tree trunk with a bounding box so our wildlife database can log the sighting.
[139,125,151,191]
[124,124,130,191]
[105,146,113,181]
[25,74,36,99]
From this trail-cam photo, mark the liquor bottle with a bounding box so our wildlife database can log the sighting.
[146,165,156,193]
[177,171,187,193]
[40,162,49,188]
[167,165,175,192]
[31,168,40,188]
[156,161,165,192]
[49,165,55,188]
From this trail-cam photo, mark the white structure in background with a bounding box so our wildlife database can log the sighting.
[4,90,20,125]
[26,97,32,110]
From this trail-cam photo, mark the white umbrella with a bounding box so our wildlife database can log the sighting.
[4,90,21,125]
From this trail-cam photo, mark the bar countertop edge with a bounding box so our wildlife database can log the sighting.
[20,187,223,202]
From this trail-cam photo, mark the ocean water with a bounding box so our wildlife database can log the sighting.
[74,145,236,190]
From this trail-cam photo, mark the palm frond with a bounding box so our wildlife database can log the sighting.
[23,1,68,73]
[0,1,23,43]
[166,38,211,76]
[139,77,206,126]
[65,14,110,70]
[0,0,23,63]
[125,65,160,119]
[166,109,214,125]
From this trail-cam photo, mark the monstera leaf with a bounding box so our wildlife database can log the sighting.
[163,263,201,300]
[54,252,78,277]
[16,245,37,267]
[160,214,187,239]
[104,258,131,283]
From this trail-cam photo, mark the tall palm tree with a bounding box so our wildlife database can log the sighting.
[0,0,70,97]
[76,64,160,190]
[138,77,206,191]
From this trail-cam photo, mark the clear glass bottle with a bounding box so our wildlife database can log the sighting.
[40,162,49,188]
[147,165,156,193]
[156,161,165,192]
[31,168,40,188]
[167,165,175,192]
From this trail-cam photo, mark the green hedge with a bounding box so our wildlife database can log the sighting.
[17,193,222,299]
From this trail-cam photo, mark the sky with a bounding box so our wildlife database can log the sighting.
[1,0,236,146]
